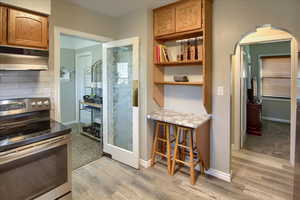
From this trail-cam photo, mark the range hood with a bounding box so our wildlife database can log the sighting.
[0,46,49,70]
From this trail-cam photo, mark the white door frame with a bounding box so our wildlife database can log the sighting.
[75,52,92,122]
[231,25,298,166]
[53,26,112,122]
[102,37,140,169]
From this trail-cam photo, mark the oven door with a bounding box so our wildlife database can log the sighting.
[0,135,71,200]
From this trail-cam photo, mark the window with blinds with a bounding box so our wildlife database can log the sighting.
[261,56,291,98]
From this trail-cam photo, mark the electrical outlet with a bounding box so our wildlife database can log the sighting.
[217,86,224,96]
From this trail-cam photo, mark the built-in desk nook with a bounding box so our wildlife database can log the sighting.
[149,0,212,184]
[147,109,211,184]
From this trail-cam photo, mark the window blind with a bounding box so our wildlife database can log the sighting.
[261,56,291,98]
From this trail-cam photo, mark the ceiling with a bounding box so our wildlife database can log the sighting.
[61,34,101,49]
[64,0,178,17]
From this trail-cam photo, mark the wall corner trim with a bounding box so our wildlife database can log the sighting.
[139,159,152,168]
[205,168,232,182]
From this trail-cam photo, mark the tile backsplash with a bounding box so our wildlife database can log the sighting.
[0,71,52,100]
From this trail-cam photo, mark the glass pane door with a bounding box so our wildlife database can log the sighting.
[108,45,133,150]
[103,38,139,168]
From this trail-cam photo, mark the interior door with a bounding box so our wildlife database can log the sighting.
[103,37,139,169]
[75,53,92,123]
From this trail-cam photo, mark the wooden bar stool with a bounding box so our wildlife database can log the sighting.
[171,125,199,184]
[151,121,173,174]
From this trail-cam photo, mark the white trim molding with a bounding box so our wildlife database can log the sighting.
[205,168,232,183]
[53,26,113,122]
[262,117,290,124]
[231,25,298,166]
[62,121,78,126]
[139,159,232,182]
[139,159,152,168]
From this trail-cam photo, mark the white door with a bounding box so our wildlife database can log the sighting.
[103,37,139,169]
[75,52,92,123]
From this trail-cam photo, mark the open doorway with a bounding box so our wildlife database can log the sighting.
[59,34,104,170]
[241,41,291,160]
[53,27,140,171]
[231,25,299,166]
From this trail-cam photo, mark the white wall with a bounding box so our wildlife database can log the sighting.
[114,0,300,174]
[0,0,51,15]
[213,0,300,173]
[115,8,153,160]
[60,48,76,123]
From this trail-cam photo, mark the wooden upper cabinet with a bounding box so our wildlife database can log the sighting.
[0,6,7,45]
[154,6,176,37]
[175,0,202,33]
[7,8,48,49]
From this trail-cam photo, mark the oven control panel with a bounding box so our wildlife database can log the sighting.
[28,98,50,111]
[0,98,50,116]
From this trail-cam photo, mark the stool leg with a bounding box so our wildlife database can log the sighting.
[166,125,172,174]
[188,129,195,185]
[180,130,187,163]
[151,122,160,166]
[171,127,180,176]
[200,160,205,175]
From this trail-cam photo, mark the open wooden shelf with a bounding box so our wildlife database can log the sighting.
[155,29,203,42]
[152,0,212,113]
[154,81,203,86]
[155,60,203,66]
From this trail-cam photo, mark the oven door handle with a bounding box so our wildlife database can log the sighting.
[0,135,71,165]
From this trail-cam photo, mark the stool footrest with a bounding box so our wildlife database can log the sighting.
[174,159,199,166]
[154,152,168,158]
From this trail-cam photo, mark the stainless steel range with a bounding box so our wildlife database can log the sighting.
[0,98,72,200]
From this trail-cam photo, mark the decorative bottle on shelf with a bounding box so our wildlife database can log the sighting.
[176,41,181,61]
[187,39,191,61]
[179,41,184,61]
[196,37,203,61]
[183,40,188,61]
[190,38,196,61]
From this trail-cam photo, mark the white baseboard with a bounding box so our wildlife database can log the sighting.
[262,117,290,124]
[205,168,232,182]
[62,120,78,126]
[139,159,232,182]
[139,159,151,168]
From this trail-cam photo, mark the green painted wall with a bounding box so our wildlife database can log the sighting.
[247,41,291,122]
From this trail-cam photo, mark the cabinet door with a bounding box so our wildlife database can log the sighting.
[154,6,176,37]
[175,0,202,32]
[7,8,48,49]
[0,6,7,44]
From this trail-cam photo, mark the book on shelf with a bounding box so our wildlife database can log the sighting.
[155,37,203,64]
[155,45,169,63]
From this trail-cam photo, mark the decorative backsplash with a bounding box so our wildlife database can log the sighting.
[0,71,52,100]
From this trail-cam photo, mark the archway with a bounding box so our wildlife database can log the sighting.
[230,25,299,165]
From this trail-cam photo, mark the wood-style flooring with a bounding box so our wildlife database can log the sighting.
[72,150,294,200]
[244,120,290,160]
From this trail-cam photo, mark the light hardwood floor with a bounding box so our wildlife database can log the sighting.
[72,150,294,200]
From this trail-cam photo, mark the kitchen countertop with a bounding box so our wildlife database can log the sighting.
[147,109,211,129]
[0,120,71,152]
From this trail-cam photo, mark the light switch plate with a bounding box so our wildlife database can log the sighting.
[217,86,224,96]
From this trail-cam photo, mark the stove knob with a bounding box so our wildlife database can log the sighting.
[31,102,36,106]
[37,101,42,106]
[43,100,49,106]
